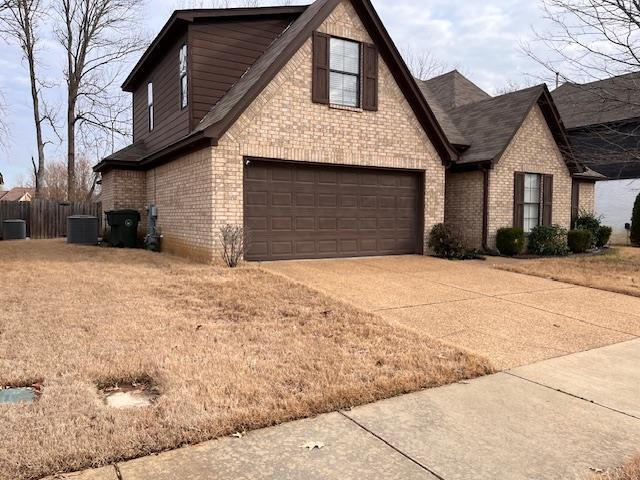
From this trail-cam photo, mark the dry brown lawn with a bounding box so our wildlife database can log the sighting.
[592,455,640,479]
[0,240,492,480]
[496,247,640,298]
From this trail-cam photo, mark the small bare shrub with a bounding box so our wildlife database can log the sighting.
[219,224,247,268]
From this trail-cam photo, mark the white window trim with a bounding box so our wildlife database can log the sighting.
[329,37,361,108]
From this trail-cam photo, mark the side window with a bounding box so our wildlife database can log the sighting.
[147,82,154,131]
[179,45,188,109]
[329,38,360,107]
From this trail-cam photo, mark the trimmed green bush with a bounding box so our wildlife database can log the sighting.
[596,226,612,248]
[428,223,466,259]
[575,211,613,248]
[528,224,570,256]
[632,193,640,246]
[568,229,592,253]
[496,227,525,256]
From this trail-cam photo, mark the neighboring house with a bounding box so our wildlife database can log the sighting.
[553,73,640,244]
[96,0,594,261]
[418,71,597,249]
[0,187,34,202]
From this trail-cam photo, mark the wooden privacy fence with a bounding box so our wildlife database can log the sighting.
[0,199,102,239]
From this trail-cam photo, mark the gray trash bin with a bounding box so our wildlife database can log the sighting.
[2,220,27,240]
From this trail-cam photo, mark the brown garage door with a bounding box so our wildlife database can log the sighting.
[244,159,422,261]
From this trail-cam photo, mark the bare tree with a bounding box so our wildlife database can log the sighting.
[523,0,640,178]
[0,90,8,152]
[54,0,146,201]
[402,46,449,81]
[494,77,538,95]
[0,0,57,198]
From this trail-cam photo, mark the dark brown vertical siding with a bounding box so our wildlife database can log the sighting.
[189,16,296,126]
[132,32,190,152]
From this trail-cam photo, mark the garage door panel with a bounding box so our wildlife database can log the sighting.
[244,160,421,261]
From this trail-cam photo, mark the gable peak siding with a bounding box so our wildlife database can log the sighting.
[487,105,573,248]
[210,0,445,254]
[189,16,296,127]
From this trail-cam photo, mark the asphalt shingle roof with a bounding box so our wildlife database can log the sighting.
[447,85,545,164]
[421,70,491,111]
[552,72,640,129]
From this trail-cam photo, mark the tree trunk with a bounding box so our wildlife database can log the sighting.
[67,87,76,201]
[28,50,45,198]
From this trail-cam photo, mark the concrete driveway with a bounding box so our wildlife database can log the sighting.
[264,255,640,369]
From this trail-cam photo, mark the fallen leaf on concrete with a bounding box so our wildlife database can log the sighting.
[300,441,325,450]
[231,431,246,439]
[589,467,605,474]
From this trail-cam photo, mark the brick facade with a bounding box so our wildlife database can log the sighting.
[444,170,484,249]
[578,181,595,213]
[102,0,444,261]
[486,105,575,248]
[211,0,444,254]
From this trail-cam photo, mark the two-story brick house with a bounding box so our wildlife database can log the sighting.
[95,0,596,260]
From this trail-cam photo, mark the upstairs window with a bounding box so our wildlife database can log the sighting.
[179,45,188,109]
[147,82,154,131]
[329,38,360,107]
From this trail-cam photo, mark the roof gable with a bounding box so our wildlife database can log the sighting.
[421,70,491,111]
[122,6,308,92]
[448,85,582,173]
[197,0,456,163]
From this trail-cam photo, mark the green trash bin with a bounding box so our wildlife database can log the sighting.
[105,210,140,248]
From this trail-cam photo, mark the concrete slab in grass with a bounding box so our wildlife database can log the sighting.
[345,373,640,480]
[511,338,640,418]
[117,412,434,480]
[44,466,119,480]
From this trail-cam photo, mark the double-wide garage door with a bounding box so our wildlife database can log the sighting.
[244,159,422,261]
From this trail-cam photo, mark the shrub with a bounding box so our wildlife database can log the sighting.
[596,225,612,248]
[219,224,247,268]
[575,211,612,248]
[568,229,592,253]
[496,227,525,256]
[428,223,466,259]
[527,224,570,256]
[632,193,640,246]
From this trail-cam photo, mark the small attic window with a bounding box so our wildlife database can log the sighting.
[179,45,188,109]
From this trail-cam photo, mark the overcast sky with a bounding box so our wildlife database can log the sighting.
[0,0,552,188]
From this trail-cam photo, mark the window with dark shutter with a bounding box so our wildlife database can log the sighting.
[542,175,553,226]
[312,32,330,104]
[362,43,379,111]
[514,172,554,232]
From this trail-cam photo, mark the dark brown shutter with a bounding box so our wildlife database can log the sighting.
[513,172,525,229]
[571,180,580,228]
[312,31,330,104]
[542,174,554,226]
[362,43,379,111]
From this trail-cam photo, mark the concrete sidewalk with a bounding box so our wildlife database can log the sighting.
[57,338,640,480]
